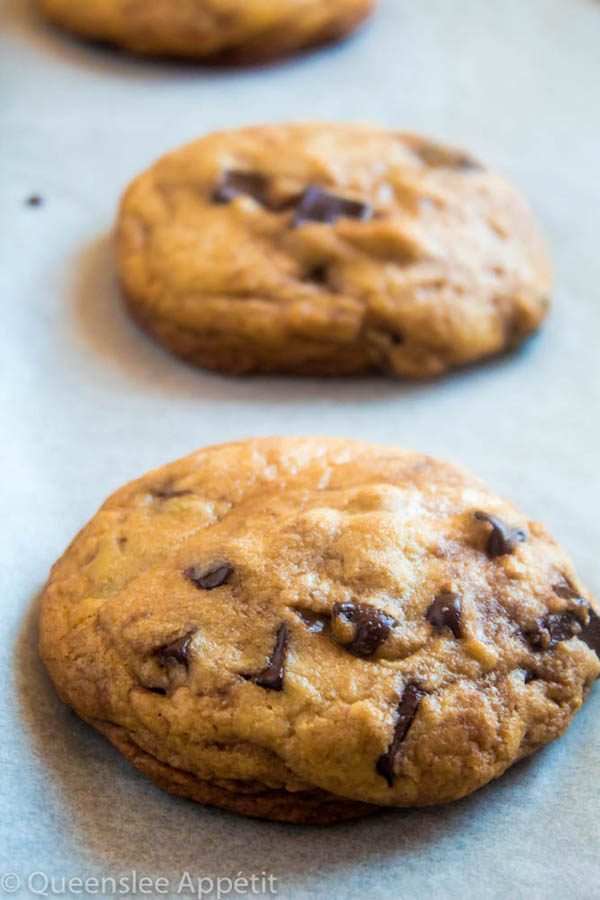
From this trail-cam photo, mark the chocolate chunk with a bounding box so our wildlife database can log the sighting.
[376,683,425,787]
[26,194,43,207]
[386,330,405,346]
[152,488,192,501]
[291,186,373,228]
[243,623,289,691]
[552,580,582,601]
[185,562,233,590]
[158,631,195,668]
[331,602,395,658]
[412,140,482,171]
[524,611,583,652]
[551,580,600,656]
[304,264,330,284]
[426,590,462,639]
[579,606,600,656]
[524,596,600,657]
[474,511,526,558]
[294,608,330,634]
[212,170,270,206]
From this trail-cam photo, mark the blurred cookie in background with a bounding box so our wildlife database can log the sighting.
[38,0,375,62]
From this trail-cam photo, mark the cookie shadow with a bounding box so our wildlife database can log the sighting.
[69,232,537,409]
[69,232,427,406]
[0,0,373,81]
[16,588,549,889]
[68,232,216,401]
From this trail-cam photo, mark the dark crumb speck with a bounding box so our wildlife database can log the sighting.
[387,330,405,346]
[26,194,43,207]
[304,264,329,285]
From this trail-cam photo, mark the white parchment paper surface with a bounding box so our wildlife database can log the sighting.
[1,1,599,897]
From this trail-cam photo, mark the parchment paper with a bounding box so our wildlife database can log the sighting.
[1,0,599,897]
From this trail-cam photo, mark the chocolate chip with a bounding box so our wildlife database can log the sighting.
[242,623,289,691]
[185,562,233,590]
[426,590,462,639]
[26,194,43,207]
[158,631,195,668]
[474,511,526,558]
[303,264,330,284]
[412,140,482,171]
[552,580,582,601]
[524,611,583,652]
[551,579,600,656]
[152,488,192,501]
[579,606,600,656]
[331,602,396,658]
[294,608,330,634]
[387,330,404,346]
[376,683,425,787]
[291,186,373,228]
[212,170,270,206]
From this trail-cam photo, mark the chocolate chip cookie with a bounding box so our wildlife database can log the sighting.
[117,123,551,378]
[39,438,599,823]
[38,0,374,62]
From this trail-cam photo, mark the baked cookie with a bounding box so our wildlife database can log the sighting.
[38,0,374,62]
[39,438,599,824]
[117,123,551,378]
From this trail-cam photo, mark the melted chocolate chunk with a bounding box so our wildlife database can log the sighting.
[376,684,425,787]
[551,580,600,656]
[387,330,405,346]
[412,140,482,171]
[579,606,600,656]
[212,170,270,206]
[291,186,373,228]
[243,623,289,691]
[158,631,195,668]
[426,590,462,639]
[294,608,330,634]
[152,488,192,501]
[304,264,330,284]
[524,611,583,652]
[185,562,233,590]
[332,602,395,658]
[474,511,526,558]
[552,580,582,601]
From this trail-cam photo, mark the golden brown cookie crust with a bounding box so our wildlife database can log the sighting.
[93,719,377,823]
[116,123,551,378]
[39,438,598,821]
[38,0,374,62]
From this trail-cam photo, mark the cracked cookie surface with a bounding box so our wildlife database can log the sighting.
[38,0,374,61]
[39,438,598,823]
[117,123,551,377]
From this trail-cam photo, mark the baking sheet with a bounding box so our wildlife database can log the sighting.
[2,0,600,897]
